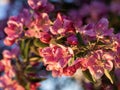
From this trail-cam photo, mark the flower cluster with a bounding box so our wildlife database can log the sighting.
[39,44,75,77]
[0,45,24,90]
[2,0,120,89]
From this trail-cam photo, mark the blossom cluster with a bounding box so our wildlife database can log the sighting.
[1,0,120,89]
[0,45,24,90]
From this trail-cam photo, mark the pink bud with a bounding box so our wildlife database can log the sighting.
[39,32,51,44]
[4,37,15,46]
[28,0,47,10]
[2,50,12,59]
[67,35,78,45]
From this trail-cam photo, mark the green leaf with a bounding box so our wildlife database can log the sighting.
[30,46,39,55]
[68,57,74,66]
[76,32,85,46]
[50,38,57,45]
[82,69,96,83]
[19,39,25,58]
[29,57,42,62]
[104,69,114,84]
[20,39,25,51]
[34,39,48,48]
[28,77,46,82]
[56,36,66,44]
[25,83,30,90]
[25,66,39,73]
[24,40,31,59]
[76,50,88,57]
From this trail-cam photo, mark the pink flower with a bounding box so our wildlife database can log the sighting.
[50,13,64,35]
[28,0,47,10]
[113,46,120,68]
[62,58,85,76]
[74,58,88,71]
[39,44,84,77]
[88,65,104,79]
[4,36,16,46]
[95,18,109,31]
[50,13,75,35]
[0,59,16,88]
[81,23,96,37]
[102,53,114,61]
[67,35,78,45]
[28,0,54,12]
[33,12,51,32]
[25,13,51,38]
[39,32,51,44]
[62,58,88,76]
[1,46,20,79]
[87,50,114,79]
[30,83,40,90]
[79,23,96,44]
[104,60,113,71]
[63,66,76,76]
[0,74,24,90]
[2,50,13,59]
[5,16,23,37]
[4,16,23,46]
[80,18,114,40]
[18,9,32,26]
[2,45,20,59]
[25,29,37,37]
[39,44,74,76]
[0,46,24,89]
[4,9,32,46]
[95,18,114,38]
[63,19,76,33]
